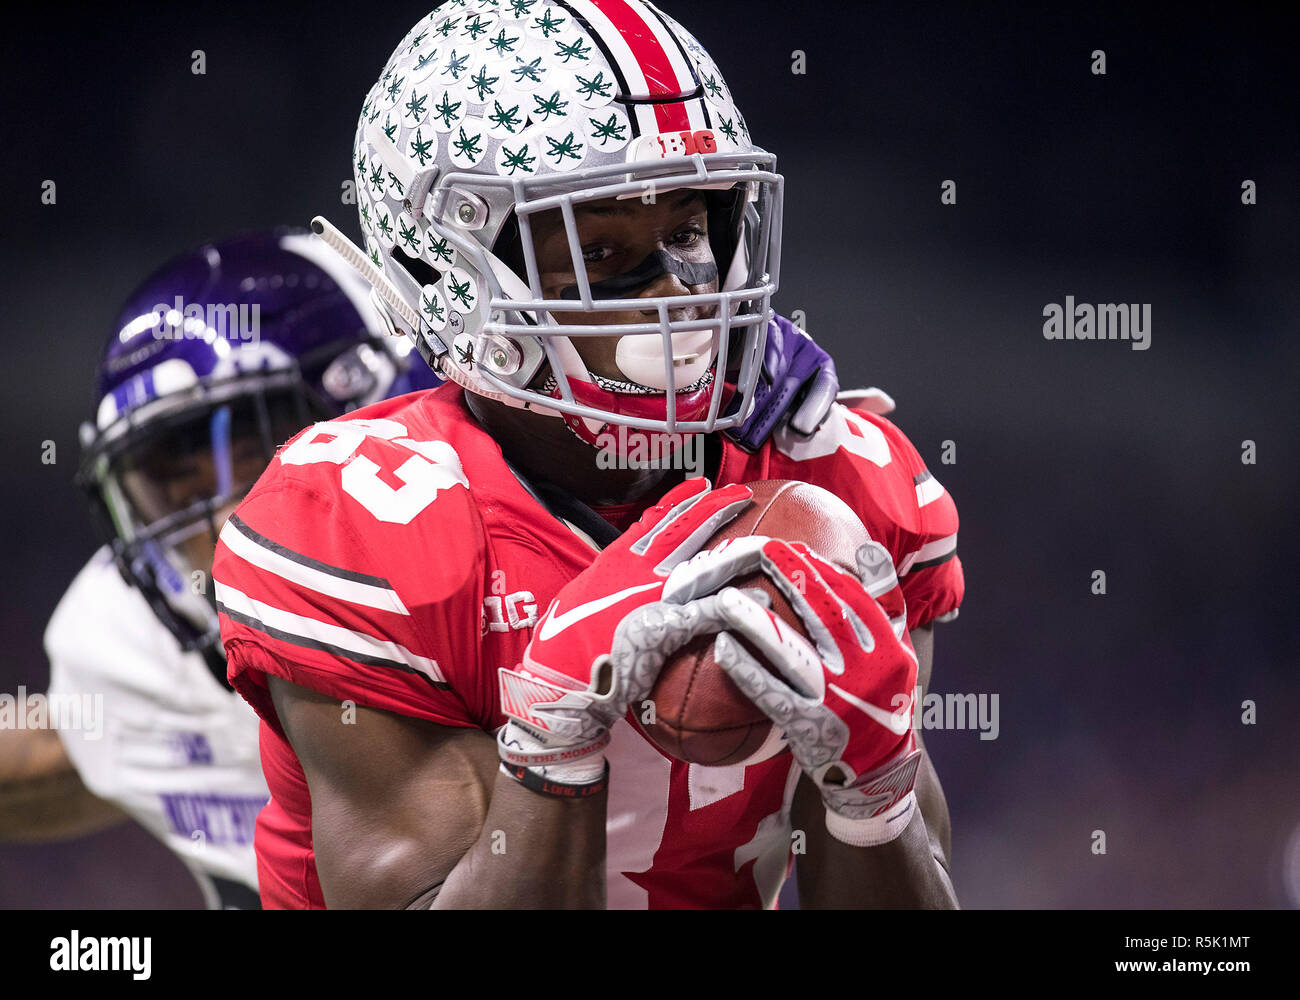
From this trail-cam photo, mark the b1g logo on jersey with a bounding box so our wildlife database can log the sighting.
[481,591,539,636]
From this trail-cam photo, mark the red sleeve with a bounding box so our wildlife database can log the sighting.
[850,409,964,631]
[213,425,490,735]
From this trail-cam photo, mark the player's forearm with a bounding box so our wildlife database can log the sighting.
[0,728,127,842]
[793,775,956,909]
[429,769,606,909]
[913,742,953,865]
[799,809,957,909]
[908,625,953,864]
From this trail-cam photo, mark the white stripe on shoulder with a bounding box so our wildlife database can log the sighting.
[218,519,410,615]
[915,475,947,508]
[897,533,958,577]
[214,581,444,685]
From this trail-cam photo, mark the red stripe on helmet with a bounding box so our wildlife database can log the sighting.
[652,100,692,133]
[590,0,687,97]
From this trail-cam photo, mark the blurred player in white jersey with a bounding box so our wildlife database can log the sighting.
[0,229,438,908]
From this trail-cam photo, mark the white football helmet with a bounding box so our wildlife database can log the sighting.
[316,0,784,444]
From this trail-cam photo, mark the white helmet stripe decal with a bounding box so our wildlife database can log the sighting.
[684,97,709,132]
[641,1,703,90]
[621,0,699,94]
[631,102,661,138]
[565,0,693,101]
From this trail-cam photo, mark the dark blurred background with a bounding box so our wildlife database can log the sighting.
[2,1,1296,908]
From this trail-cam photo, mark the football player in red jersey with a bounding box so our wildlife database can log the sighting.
[214,0,962,909]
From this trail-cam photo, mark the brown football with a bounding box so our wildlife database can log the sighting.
[640,479,871,767]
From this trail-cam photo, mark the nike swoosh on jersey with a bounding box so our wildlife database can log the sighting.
[827,684,913,735]
[536,582,662,642]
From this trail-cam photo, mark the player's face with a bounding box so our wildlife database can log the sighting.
[119,431,266,575]
[116,395,305,577]
[529,188,719,382]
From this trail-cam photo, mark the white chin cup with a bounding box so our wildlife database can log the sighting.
[614,328,714,390]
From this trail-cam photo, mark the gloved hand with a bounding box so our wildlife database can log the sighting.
[726,314,839,451]
[661,535,922,845]
[497,479,754,795]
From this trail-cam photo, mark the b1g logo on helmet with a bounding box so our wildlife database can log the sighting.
[630,130,719,162]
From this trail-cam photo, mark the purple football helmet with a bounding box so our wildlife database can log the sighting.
[79,229,439,678]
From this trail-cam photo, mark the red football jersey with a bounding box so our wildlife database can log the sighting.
[214,384,962,909]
